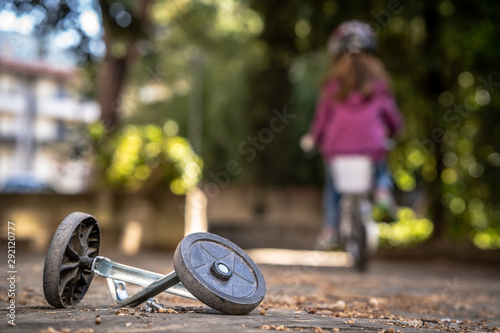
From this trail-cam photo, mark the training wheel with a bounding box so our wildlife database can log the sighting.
[43,212,100,308]
[173,233,266,315]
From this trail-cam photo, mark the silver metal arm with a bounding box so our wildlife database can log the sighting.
[92,256,197,306]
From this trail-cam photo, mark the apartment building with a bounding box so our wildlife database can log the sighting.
[0,33,100,193]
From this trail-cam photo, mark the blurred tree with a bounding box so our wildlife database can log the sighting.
[378,0,500,248]
[122,0,265,181]
[2,0,152,131]
[123,0,500,248]
[89,121,202,194]
[1,0,204,195]
[246,0,500,248]
[4,0,500,248]
[98,0,152,130]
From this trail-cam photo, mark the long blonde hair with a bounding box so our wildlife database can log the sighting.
[325,53,391,102]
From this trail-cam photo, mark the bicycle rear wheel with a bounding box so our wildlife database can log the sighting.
[346,197,367,272]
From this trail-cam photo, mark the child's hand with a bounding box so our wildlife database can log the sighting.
[300,134,315,152]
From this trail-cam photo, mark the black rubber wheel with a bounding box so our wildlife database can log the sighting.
[173,233,266,315]
[43,212,100,308]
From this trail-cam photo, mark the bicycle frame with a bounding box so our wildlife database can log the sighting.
[330,155,376,271]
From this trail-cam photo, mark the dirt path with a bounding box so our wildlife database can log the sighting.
[1,251,499,332]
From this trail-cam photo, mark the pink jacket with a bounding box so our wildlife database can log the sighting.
[311,80,403,161]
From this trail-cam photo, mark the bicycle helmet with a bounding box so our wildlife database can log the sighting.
[327,20,377,58]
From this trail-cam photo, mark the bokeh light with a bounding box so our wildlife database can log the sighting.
[378,208,434,247]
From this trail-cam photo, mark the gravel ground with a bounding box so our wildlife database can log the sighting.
[1,250,499,333]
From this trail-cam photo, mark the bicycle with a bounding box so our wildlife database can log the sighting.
[330,155,378,271]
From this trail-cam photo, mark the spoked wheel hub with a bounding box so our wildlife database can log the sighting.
[43,212,100,308]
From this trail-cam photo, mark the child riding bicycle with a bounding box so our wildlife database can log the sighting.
[301,20,404,250]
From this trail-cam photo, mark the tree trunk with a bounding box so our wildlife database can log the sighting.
[98,54,128,131]
[98,0,152,131]
[422,3,446,240]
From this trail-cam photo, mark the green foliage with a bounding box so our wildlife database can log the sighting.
[121,0,264,180]
[117,0,500,248]
[13,0,499,248]
[378,208,434,248]
[89,121,202,195]
[265,1,500,249]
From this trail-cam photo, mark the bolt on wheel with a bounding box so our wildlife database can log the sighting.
[43,212,100,308]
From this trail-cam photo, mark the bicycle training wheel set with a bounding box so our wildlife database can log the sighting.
[43,212,266,315]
